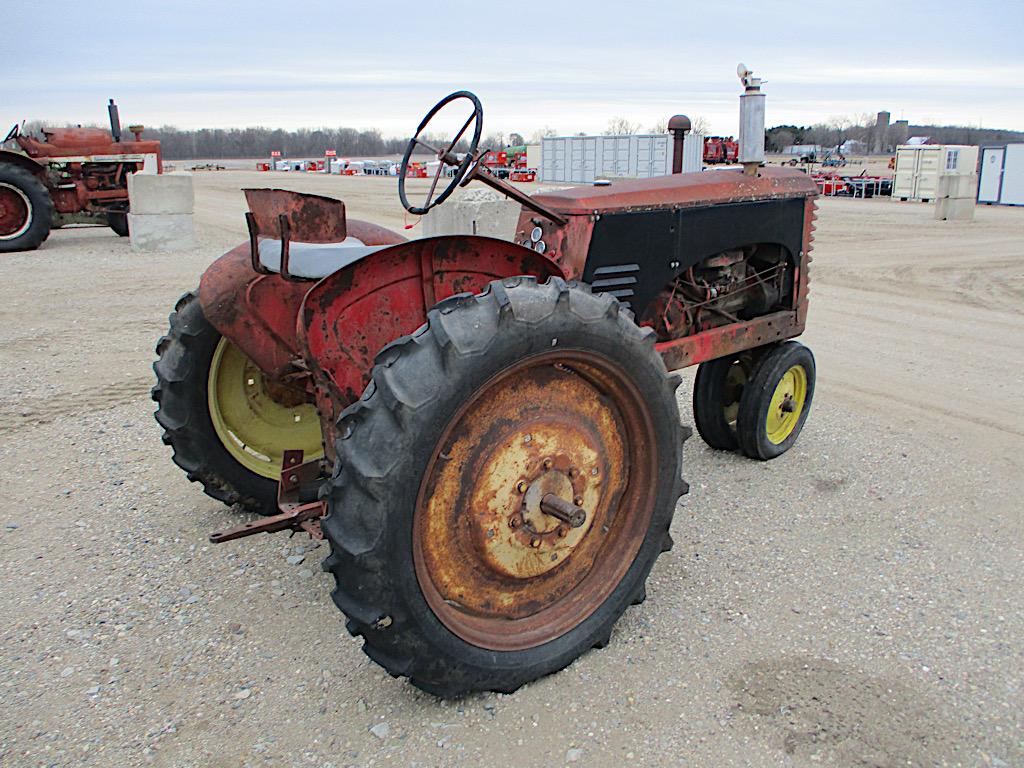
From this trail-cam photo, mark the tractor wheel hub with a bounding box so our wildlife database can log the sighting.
[478,465,594,579]
[0,183,31,239]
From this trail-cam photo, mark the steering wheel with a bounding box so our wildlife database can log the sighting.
[399,91,483,215]
[3,124,19,144]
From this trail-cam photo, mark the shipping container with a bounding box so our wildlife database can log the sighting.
[893,144,977,202]
[525,144,541,170]
[978,144,1024,206]
[540,133,695,183]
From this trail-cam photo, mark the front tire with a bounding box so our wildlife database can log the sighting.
[736,341,815,460]
[153,291,324,514]
[0,163,53,253]
[322,277,689,697]
[692,350,761,450]
[107,211,129,237]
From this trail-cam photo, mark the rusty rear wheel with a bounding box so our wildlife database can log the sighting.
[415,348,657,651]
[0,163,53,253]
[321,277,689,696]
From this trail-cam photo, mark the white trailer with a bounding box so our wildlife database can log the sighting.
[540,133,697,183]
[978,144,1024,206]
[893,144,978,202]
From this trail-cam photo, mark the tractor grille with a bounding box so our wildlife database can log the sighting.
[590,264,640,308]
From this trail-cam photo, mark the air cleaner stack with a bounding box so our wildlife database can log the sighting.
[737,63,766,176]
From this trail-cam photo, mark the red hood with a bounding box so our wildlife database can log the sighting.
[531,167,818,215]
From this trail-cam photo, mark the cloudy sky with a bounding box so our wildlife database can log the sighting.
[3,0,1023,139]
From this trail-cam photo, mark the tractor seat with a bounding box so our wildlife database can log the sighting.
[257,237,389,279]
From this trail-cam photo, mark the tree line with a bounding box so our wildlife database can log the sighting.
[19,117,1024,159]
[766,115,1024,153]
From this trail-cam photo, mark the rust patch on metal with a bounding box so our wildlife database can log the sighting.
[412,349,658,651]
[655,308,803,370]
[243,188,348,243]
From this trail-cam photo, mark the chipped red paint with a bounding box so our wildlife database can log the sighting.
[198,219,409,380]
[655,310,805,369]
[297,236,562,452]
[243,188,349,243]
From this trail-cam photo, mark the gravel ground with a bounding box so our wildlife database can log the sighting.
[1,174,1021,767]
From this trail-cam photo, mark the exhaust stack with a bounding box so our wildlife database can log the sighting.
[108,99,121,143]
[737,64,765,176]
[668,115,692,174]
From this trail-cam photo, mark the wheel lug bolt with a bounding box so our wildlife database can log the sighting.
[530,538,541,548]
[509,516,520,529]
[543,458,553,470]
[516,480,527,493]
[573,496,583,506]
[557,526,567,538]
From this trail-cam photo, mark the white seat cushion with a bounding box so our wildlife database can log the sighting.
[258,236,389,279]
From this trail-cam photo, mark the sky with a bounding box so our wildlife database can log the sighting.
[3,0,1023,139]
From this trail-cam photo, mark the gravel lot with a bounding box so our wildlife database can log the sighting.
[1,173,1022,767]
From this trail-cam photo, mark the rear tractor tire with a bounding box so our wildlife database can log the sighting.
[0,163,54,253]
[322,277,689,697]
[153,291,324,515]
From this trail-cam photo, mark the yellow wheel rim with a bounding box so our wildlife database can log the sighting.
[207,338,323,478]
[765,364,808,445]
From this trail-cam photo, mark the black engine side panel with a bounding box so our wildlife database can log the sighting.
[581,198,806,315]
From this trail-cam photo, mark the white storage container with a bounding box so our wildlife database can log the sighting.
[540,134,692,183]
[893,144,978,202]
[978,144,1024,206]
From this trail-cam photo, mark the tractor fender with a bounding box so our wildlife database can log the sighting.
[0,149,47,177]
[298,235,564,426]
[198,219,408,378]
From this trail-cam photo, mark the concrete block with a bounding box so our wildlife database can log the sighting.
[934,197,976,221]
[936,173,978,200]
[421,188,520,241]
[128,172,194,215]
[128,213,196,251]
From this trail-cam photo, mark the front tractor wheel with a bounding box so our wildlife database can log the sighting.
[736,341,815,460]
[153,291,324,515]
[322,277,689,697]
[107,210,129,237]
[692,350,762,451]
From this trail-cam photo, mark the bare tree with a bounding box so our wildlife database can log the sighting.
[691,116,711,136]
[528,126,557,143]
[482,132,506,150]
[508,132,525,146]
[606,116,641,135]
[649,115,708,135]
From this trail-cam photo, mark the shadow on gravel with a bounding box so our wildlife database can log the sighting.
[729,655,969,766]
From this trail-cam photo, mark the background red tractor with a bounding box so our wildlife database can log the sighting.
[703,136,740,164]
[0,99,162,252]
[154,86,817,697]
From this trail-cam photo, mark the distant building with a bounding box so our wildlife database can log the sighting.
[873,111,891,153]
[892,120,910,147]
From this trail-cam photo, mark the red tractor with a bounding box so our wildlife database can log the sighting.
[703,136,740,164]
[0,100,162,252]
[154,90,817,697]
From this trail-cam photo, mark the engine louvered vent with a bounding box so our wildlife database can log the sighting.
[591,264,640,308]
